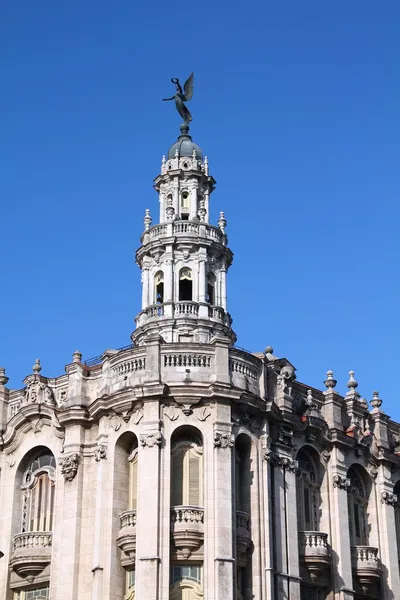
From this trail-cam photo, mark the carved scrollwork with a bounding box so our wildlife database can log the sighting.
[94,444,107,462]
[140,431,162,448]
[23,381,56,407]
[381,491,398,506]
[332,474,351,490]
[196,406,212,421]
[60,453,80,481]
[213,432,235,448]
[263,449,298,472]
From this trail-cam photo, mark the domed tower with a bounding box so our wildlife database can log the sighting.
[132,123,236,346]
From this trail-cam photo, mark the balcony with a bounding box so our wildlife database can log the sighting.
[298,532,331,584]
[117,510,137,568]
[351,546,381,594]
[10,532,52,580]
[170,506,204,560]
[236,511,252,567]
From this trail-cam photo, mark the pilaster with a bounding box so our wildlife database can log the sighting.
[376,466,400,599]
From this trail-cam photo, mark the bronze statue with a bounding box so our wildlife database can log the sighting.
[163,73,194,124]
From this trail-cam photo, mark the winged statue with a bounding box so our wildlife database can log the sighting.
[163,73,194,124]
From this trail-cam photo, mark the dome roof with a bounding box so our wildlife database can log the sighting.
[167,124,203,161]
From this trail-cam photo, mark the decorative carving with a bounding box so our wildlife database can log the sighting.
[60,453,80,481]
[277,364,295,394]
[278,424,294,448]
[94,445,107,462]
[131,406,144,425]
[381,491,397,506]
[263,449,298,471]
[320,449,331,465]
[109,414,121,431]
[140,432,162,448]
[332,474,351,490]
[196,406,212,421]
[58,389,68,405]
[213,432,235,448]
[324,370,337,389]
[23,381,56,407]
[370,391,383,410]
[163,405,180,421]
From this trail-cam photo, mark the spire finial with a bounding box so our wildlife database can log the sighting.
[73,350,82,363]
[0,367,9,386]
[370,390,383,409]
[324,370,337,389]
[32,359,42,374]
[144,208,152,231]
[347,370,358,390]
[218,211,227,233]
[306,389,314,408]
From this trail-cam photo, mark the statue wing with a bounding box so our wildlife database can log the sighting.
[183,72,194,102]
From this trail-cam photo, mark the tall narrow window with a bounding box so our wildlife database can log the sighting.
[155,271,164,304]
[206,273,215,305]
[171,432,203,506]
[179,269,193,302]
[170,564,203,599]
[181,190,190,220]
[347,467,368,546]
[296,449,319,532]
[21,452,56,533]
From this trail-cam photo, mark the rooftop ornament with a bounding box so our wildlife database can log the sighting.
[370,391,383,410]
[324,370,337,389]
[163,72,194,126]
[32,359,42,374]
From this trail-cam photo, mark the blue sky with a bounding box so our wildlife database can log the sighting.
[1,2,400,416]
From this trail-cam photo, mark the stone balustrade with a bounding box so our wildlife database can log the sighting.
[230,349,262,396]
[117,510,137,568]
[350,545,380,571]
[174,301,199,317]
[142,222,225,245]
[10,532,52,579]
[298,531,331,584]
[170,506,204,559]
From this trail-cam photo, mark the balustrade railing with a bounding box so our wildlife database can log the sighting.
[146,304,164,318]
[163,353,212,368]
[149,224,168,238]
[230,359,259,381]
[351,545,379,566]
[174,222,199,235]
[175,302,199,316]
[112,357,145,376]
[298,531,329,552]
[13,532,52,552]
[171,506,204,525]
[119,509,137,529]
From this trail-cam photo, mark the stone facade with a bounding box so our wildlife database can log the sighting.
[1,125,400,600]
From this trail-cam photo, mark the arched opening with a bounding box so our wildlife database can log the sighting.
[155,271,164,304]
[181,190,190,220]
[347,465,369,546]
[179,269,193,302]
[235,434,252,600]
[170,426,204,598]
[394,481,400,569]
[21,449,56,533]
[296,447,320,532]
[206,273,215,305]
[114,432,138,600]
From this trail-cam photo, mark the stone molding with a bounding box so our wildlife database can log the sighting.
[213,432,235,448]
[59,453,80,481]
[264,449,298,472]
[332,474,351,490]
[140,431,162,448]
[381,491,398,506]
[94,444,107,461]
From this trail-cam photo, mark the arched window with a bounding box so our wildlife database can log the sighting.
[206,273,215,305]
[181,190,190,220]
[179,269,193,302]
[171,431,203,506]
[14,587,50,599]
[347,466,368,546]
[155,271,164,304]
[394,481,400,567]
[296,449,319,531]
[170,564,203,600]
[21,451,56,533]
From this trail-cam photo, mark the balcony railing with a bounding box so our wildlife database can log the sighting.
[10,532,52,579]
[117,510,137,568]
[298,532,331,584]
[351,545,380,573]
[170,506,204,559]
[174,302,199,317]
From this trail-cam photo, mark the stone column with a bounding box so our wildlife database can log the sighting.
[204,191,210,224]
[142,268,149,309]
[173,179,179,216]
[134,400,162,600]
[91,436,108,600]
[220,268,227,310]
[262,443,275,600]
[52,427,84,600]
[190,183,198,219]
[159,192,165,223]
[329,449,354,600]
[376,468,400,600]
[213,415,235,600]
[270,450,300,600]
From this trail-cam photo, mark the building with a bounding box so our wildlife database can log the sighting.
[1,120,400,600]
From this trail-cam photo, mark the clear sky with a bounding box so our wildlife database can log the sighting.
[1,2,400,416]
